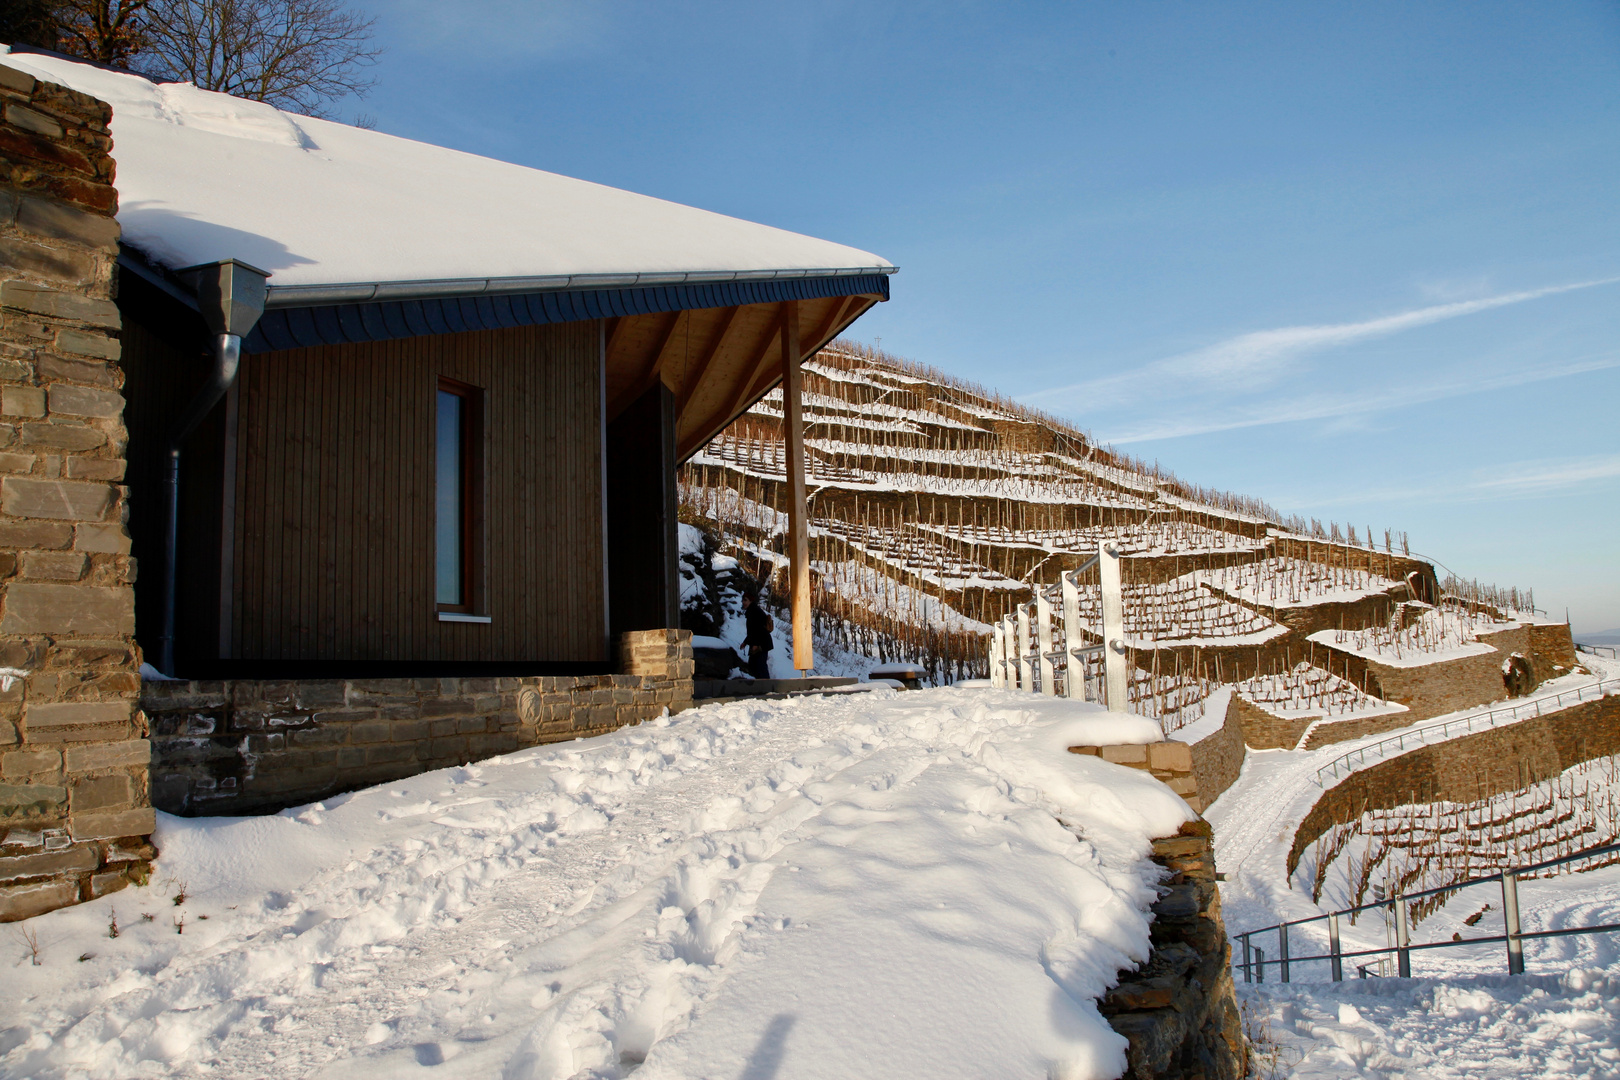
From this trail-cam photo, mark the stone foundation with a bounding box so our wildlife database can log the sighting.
[1102,819,1246,1080]
[0,62,151,921]
[142,629,694,815]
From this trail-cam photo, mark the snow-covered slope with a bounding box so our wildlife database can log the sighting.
[1207,655,1620,1077]
[1,688,1185,1080]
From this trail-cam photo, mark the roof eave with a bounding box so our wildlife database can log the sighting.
[262,265,898,309]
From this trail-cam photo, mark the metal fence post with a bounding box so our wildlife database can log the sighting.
[1395,898,1411,978]
[1279,923,1290,983]
[1329,913,1342,982]
[1503,870,1524,975]
[1036,589,1056,697]
[1240,934,1252,983]
[1255,946,1265,984]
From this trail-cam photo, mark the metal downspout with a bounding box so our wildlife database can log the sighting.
[157,333,242,674]
[156,260,268,676]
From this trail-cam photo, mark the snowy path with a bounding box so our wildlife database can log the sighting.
[1207,657,1620,1077]
[3,688,1189,1080]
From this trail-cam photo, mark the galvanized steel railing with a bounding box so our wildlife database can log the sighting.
[1237,841,1620,984]
[1312,678,1620,788]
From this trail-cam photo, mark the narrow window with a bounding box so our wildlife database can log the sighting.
[435,378,482,613]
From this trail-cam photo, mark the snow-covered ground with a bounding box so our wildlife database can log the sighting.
[1210,655,1620,1077]
[2,689,1189,1080]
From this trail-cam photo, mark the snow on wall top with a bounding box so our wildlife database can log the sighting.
[1,50,893,291]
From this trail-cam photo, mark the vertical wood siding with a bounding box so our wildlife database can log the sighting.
[232,320,606,662]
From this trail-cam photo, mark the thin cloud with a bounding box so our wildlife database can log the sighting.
[1284,453,1620,510]
[1024,276,1620,411]
[1095,354,1620,445]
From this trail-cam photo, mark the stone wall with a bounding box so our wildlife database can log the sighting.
[0,63,151,921]
[1188,702,1246,807]
[1287,690,1620,876]
[1068,739,1202,812]
[142,629,694,815]
[1102,819,1246,1080]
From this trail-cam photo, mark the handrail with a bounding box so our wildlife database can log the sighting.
[1235,840,1620,984]
[1314,678,1620,787]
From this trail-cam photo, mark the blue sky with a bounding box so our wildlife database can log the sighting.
[356,1,1620,634]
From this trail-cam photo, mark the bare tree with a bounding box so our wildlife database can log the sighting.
[141,0,380,117]
[3,0,155,65]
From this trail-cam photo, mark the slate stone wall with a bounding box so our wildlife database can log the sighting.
[1188,702,1247,807]
[0,62,152,921]
[1103,819,1246,1080]
[1286,690,1620,877]
[141,629,694,815]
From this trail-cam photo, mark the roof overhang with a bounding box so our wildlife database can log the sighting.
[117,246,889,460]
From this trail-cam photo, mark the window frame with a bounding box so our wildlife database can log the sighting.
[434,375,485,617]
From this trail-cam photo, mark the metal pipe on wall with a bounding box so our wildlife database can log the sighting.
[157,260,269,675]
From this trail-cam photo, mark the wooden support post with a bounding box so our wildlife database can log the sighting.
[781,301,812,672]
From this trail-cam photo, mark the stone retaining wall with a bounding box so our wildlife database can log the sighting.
[1309,624,1576,727]
[1102,819,1245,1079]
[1287,690,1620,876]
[1068,739,1202,812]
[142,629,694,815]
[1188,703,1246,808]
[0,62,152,921]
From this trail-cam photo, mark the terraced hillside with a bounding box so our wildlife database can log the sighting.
[678,341,1560,738]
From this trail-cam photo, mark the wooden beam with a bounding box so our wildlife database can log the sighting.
[780,300,812,672]
[674,290,884,458]
[804,294,858,357]
[674,305,740,415]
[604,316,627,358]
[607,310,682,418]
[713,306,786,432]
[643,309,684,382]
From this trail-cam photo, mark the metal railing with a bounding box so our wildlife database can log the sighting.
[1236,841,1620,984]
[1577,642,1619,660]
[1314,678,1620,787]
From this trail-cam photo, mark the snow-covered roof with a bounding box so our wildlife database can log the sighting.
[0,49,894,303]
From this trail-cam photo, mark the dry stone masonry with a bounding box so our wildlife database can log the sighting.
[1287,691,1620,877]
[0,62,151,921]
[1068,739,1202,811]
[141,630,695,815]
[1102,819,1246,1080]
